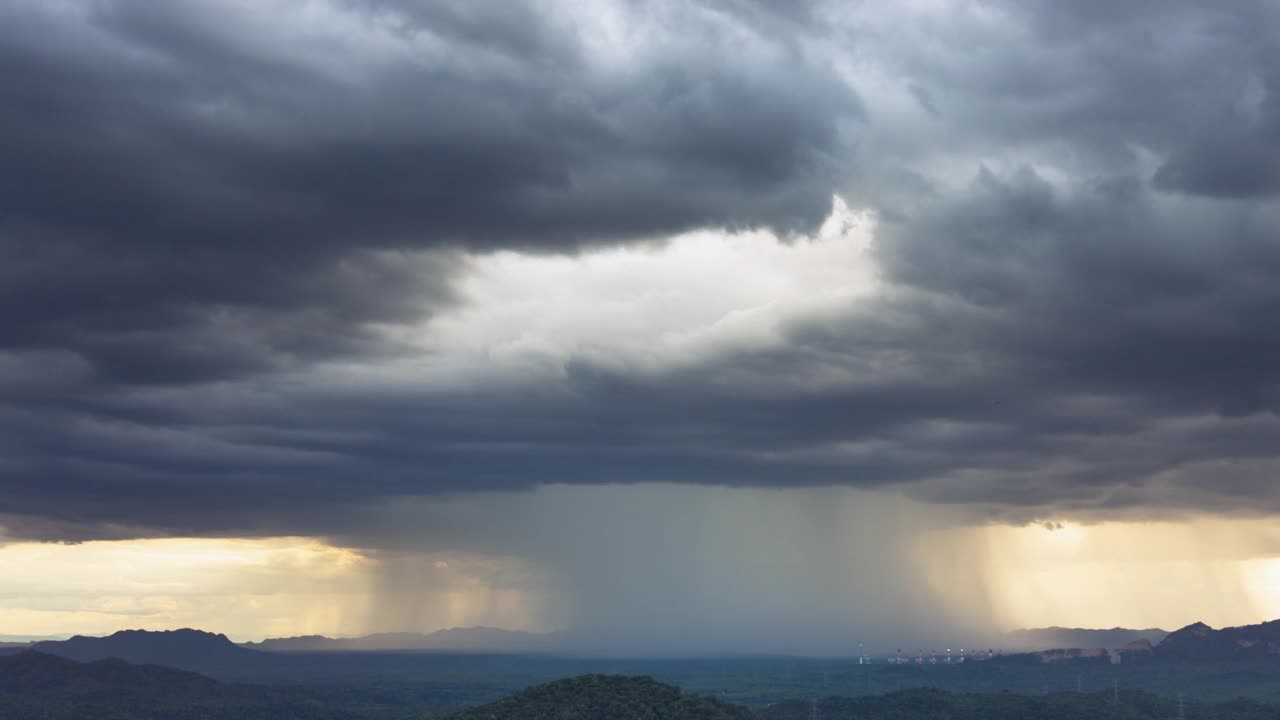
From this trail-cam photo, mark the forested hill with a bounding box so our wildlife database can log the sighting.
[759,688,1279,720]
[32,628,260,669]
[0,651,408,720]
[446,674,755,720]
[0,650,219,698]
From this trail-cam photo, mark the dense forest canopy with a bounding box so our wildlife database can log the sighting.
[5,652,1280,720]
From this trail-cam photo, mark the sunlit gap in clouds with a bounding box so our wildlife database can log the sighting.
[393,195,879,376]
[0,537,368,641]
[0,535,557,642]
[976,518,1280,632]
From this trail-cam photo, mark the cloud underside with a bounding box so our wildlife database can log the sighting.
[4,0,1280,541]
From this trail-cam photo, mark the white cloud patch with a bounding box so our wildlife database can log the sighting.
[402,196,876,377]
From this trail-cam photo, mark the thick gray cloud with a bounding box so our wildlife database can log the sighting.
[5,0,1280,547]
[0,0,852,387]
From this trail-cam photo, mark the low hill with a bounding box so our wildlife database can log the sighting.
[0,650,220,696]
[0,651,233,719]
[445,674,755,720]
[33,628,262,670]
[0,651,422,720]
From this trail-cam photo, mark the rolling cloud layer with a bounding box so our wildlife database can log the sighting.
[4,0,1280,550]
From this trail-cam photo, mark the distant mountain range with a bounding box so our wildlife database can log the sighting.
[20,625,1162,660]
[1155,619,1280,659]
[1001,626,1169,652]
[1010,618,1280,663]
[0,634,68,643]
[241,626,552,653]
[13,618,1280,674]
[240,625,1178,657]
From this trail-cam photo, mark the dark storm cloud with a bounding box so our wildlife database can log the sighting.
[1154,117,1280,198]
[2,0,848,247]
[6,0,1280,541]
[0,0,853,386]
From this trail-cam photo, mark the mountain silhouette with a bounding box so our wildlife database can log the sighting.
[33,628,261,670]
[1002,626,1168,652]
[1156,619,1280,659]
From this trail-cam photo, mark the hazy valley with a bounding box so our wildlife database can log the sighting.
[5,619,1280,718]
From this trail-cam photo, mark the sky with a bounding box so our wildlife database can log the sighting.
[4,0,1280,651]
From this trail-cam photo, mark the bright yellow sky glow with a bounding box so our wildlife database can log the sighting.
[0,537,372,641]
[6,516,1280,641]
[0,536,547,641]
[979,518,1280,631]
